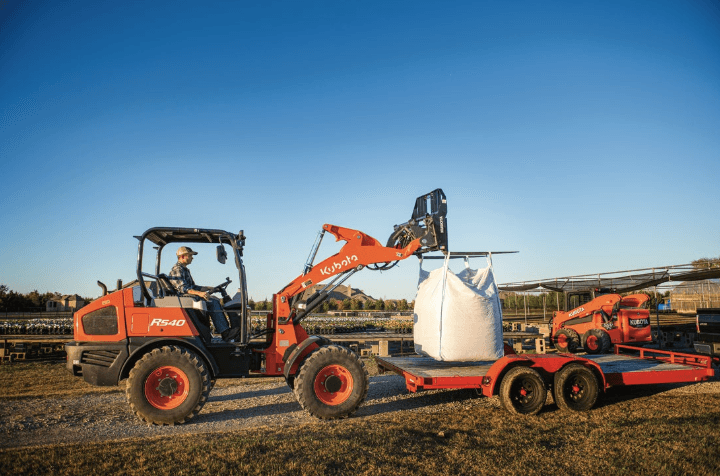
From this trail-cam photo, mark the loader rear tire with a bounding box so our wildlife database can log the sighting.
[293,345,368,420]
[126,345,211,425]
[553,329,580,353]
[554,363,599,412]
[583,329,612,354]
[499,366,547,415]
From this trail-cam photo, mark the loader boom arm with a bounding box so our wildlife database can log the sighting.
[274,224,423,321]
[274,188,448,322]
[280,224,422,298]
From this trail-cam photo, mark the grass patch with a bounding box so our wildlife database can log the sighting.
[1,394,719,475]
[2,360,719,476]
[0,361,121,399]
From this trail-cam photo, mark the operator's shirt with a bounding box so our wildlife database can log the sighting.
[168,262,199,294]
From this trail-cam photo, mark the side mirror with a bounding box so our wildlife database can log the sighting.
[217,244,228,264]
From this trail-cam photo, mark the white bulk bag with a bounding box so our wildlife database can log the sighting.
[413,255,504,361]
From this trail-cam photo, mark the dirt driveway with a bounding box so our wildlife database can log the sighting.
[3,369,719,450]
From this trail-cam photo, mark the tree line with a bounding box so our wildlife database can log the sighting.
[0,285,93,312]
[692,257,720,269]
[501,290,672,313]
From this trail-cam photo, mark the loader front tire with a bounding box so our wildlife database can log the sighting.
[293,345,368,420]
[126,345,211,425]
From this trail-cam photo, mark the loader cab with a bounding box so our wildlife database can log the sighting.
[134,227,251,345]
[565,288,612,311]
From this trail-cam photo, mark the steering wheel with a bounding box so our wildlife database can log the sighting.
[209,277,232,300]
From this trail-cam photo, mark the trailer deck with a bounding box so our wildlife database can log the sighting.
[375,345,716,399]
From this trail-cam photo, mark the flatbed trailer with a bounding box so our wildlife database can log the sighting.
[375,345,716,415]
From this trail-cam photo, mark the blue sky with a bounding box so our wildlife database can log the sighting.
[1,0,718,302]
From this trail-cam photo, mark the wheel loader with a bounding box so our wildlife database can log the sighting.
[66,189,448,424]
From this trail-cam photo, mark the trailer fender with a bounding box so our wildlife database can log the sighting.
[482,354,607,397]
[120,337,219,383]
[283,335,331,379]
[482,355,536,397]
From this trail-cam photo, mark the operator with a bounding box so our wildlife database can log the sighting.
[169,246,240,342]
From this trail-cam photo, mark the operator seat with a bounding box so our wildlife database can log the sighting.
[156,273,178,297]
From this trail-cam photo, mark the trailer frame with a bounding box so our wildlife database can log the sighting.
[375,345,715,413]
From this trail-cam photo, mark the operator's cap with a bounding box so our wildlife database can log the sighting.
[176,246,198,257]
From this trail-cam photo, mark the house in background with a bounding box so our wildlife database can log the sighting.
[299,284,375,303]
[46,294,85,312]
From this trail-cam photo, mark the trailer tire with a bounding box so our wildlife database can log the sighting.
[499,366,547,415]
[293,345,368,420]
[553,329,580,353]
[584,329,611,354]
[126,345,211,425]
[554,363,599,412]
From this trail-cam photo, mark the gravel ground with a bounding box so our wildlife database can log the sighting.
[2,369,719,451]
[0,374,504,449]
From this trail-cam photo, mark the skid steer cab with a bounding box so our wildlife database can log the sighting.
[66,189,449,425]
[550,291,652,354]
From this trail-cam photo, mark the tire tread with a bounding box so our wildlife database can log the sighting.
[126,345,211,425]
[293,345,368,420]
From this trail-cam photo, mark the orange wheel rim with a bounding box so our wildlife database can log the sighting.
[144,365,189,410]
[313,364,353,405]
[586,335,598,350]
[557,334,567,346]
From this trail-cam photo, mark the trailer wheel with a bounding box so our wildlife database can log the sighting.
[554,363,599,412]
[126,345,211,425]
[499,366,547,415]
[553,329,580,353]
[583,329,612,354]
[293,345,368,420]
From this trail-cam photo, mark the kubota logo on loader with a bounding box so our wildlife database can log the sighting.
[150,318,186,327]
[320,255,358,276]
[568,307,585,317]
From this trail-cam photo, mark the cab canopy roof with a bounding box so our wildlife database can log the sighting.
[136,227,245,248]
